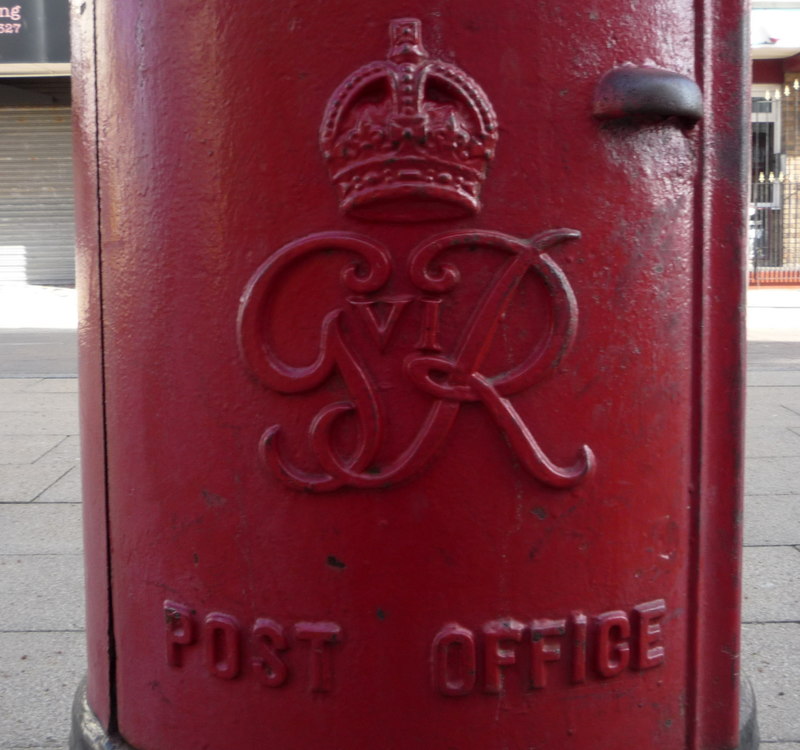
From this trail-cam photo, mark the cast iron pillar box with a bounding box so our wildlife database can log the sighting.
[70,1,755,748]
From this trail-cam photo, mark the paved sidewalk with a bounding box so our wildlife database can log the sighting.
[741,289,800,749]
[0,289,798,748]
[742,341,800,750]
[0,377,83,749]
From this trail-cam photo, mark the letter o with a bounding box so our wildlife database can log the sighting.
[432,623,477,696]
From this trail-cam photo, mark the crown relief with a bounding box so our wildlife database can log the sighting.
[320,18,499,222]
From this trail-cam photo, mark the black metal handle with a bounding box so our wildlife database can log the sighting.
[593,66,704,126]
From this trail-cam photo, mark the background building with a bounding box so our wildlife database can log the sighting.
[1,3,799,288]
[0,0,72,286]
[751,1,800,285]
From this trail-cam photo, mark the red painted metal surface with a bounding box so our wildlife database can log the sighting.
[71,0,112,730]
[73,1,747,748]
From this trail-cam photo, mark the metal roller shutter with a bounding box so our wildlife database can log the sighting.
[0,106,75,286]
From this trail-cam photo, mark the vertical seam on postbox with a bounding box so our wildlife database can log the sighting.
[686,4,709,745]
[91,0,119,735]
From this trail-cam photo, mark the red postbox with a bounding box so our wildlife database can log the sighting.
[70,2,755,749]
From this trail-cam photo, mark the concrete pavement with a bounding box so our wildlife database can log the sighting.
[0,376,82,750]
[740,289,800,749]
[0,287,798,748]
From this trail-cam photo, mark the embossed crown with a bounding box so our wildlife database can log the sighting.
[320,19,499,222]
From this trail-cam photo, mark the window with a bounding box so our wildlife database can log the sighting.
[751,84,785,208]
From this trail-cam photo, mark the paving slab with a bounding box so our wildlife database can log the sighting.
[0,631,85,748]
[0,392,84,413]
[0,555,85,631]
[744,495,800,546]
[747,384,800,404]
[741,622,800,743]
[0,411,79,436]
[35,465,82,504]
[0,378,43,393]
[745,401,800,427]
[741,546,800,623]
[745,455,800,495]
[24,378,79,393]
[0,505,83,555]
[748,370,800,386]
[0,435,66,465]
[0,463,74,503]
[745,425,800,458]
[35,434,80,464]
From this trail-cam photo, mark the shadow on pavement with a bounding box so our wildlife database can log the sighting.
[748,341,800,370]
[0,329,77,377]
